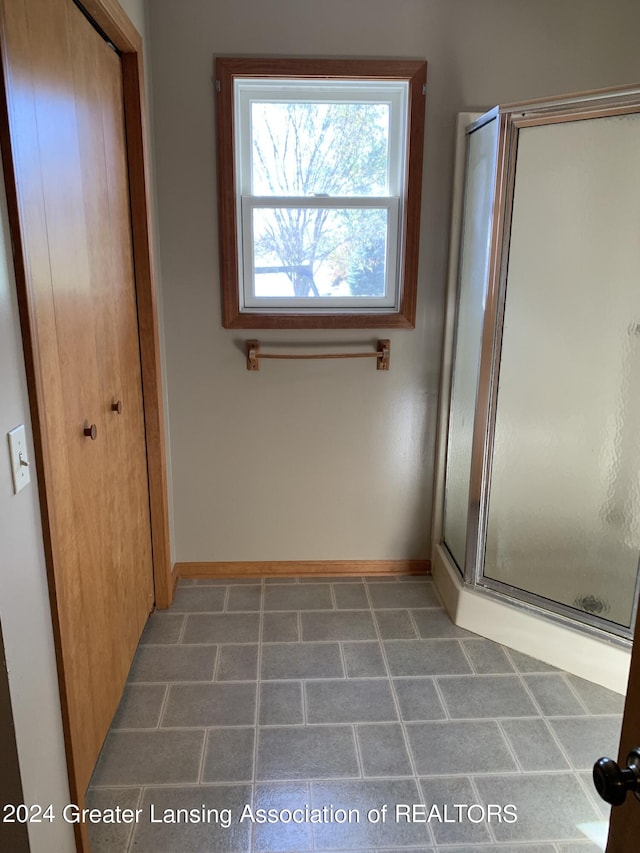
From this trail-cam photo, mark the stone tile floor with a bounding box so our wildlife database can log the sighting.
[87,576,624,852]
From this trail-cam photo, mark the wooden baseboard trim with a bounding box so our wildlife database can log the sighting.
[176,560,431,579]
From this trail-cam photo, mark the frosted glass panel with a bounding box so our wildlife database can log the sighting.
[484,113,640,629]
[443,117,498,570]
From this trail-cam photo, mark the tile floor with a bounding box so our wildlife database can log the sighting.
[87,576,624,853]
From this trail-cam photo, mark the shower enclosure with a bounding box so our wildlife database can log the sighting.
[434,85,640,654]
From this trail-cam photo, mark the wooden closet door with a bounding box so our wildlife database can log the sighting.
[0,0,154,799]
[69,2,154,661]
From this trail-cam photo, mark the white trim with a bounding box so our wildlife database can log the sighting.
[433,544,631,694]
[244,196,398,208]
[233,76,408,313]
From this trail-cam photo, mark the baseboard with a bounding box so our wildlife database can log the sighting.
[432,544,630,694]
[176,559,431,579]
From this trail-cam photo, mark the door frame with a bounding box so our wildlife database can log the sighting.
[607,603,640,850]
[0,0,173,847]
[0,618,30,853]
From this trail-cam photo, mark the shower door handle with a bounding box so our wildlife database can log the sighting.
[593,748,640,806]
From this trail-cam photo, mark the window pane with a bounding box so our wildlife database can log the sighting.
[251,207,389,298]
[251,102,389,196]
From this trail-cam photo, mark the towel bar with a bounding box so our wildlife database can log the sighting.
[246,340,390,371]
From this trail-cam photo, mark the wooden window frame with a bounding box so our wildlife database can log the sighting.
[215,57,427,329]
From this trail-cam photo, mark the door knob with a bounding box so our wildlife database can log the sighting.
[111,400,123,414]
[593,748,640,806]
[83,422,97,440]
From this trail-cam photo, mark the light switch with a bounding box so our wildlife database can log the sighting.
[8,424,31,494]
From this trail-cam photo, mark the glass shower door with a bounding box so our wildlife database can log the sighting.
[482,112,640,633]
[443,113,498,573]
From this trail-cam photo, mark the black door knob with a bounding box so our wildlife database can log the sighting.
[593,748,640,806]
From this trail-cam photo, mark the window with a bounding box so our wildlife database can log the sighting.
[215,58,427,329]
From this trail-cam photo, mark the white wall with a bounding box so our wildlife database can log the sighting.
[147,0,640,564]
[117,0,144,33]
